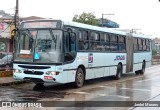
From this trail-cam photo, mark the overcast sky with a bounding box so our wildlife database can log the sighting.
[1,0,160,38]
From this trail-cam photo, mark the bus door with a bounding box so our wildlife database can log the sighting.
[126,33,133,72]
[63,31,77,82]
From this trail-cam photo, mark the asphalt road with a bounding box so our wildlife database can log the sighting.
[1,65,160,110]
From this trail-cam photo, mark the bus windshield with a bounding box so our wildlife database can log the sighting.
[14,29,63,63]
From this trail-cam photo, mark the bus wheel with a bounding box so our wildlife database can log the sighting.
[115,64,122,80]
[140,62,145,75]
[75,68,85,88]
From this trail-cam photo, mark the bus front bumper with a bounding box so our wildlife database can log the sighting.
[13,73,62,84]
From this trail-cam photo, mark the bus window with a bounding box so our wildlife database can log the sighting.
[89,32,100,51]
[70,33,76,52]
[110,34,118,51]
[146,39,150,51]
[143,39,147,51]
[78,30,89,51]
[100,33,106,42]
[118,36,126,52]
[138,38,143,51]
[82,31,88,40]
[134,38,138,51]
[63,32,69,52]
[99,33,107,51]
[64,31,76,62]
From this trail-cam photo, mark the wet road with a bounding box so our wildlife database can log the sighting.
[1,65,160,110]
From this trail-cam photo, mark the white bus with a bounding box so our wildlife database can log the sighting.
[13,19,152,87]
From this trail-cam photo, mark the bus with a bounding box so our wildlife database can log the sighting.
[13,19,152,87]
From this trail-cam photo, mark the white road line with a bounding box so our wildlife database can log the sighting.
[120,88,151,92]
[97,94,130,98]
[73,91,131,99]
[98,94,106,96]
[98,85,114,88]
[111,95,130,99]
[73,91,89,95]
[136,77,160,83]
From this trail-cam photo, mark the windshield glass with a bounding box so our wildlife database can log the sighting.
[14,29,62,63]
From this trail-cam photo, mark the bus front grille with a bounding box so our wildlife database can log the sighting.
[24,71,44,75]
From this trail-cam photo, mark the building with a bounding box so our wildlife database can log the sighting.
[0,10,14,58]
[152,37,160,55]
[0,10,44,59]
[20,16,44,21]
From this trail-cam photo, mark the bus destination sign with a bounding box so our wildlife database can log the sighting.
[21,21,61,29]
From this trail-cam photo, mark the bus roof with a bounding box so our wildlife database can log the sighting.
[19,19,151,39]
[63,21,127,36]
[131,33,151,39]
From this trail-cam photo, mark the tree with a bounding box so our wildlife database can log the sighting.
[72,12,99,26]
[152,49,157,56]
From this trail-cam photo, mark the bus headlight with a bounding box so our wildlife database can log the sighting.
[45,71,59,75]
[14,69,22,73]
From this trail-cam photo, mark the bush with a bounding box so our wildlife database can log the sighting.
[152,49,157,56]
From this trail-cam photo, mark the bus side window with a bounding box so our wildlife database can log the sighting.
[70,33,76,52]
[63,32,70,52]
[138,38,143,51]
[63,31,76,62]
[110,34,118,51]
[134,38,138,51]
[118,36,126,52]
[146,39,150,51]
[78,30,89,50]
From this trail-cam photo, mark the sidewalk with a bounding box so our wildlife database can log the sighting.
[0,70,27,86]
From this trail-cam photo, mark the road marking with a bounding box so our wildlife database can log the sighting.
[98,85,114,88]
[73,91,131,99]
[73,91,89,95]
[110,95,130,99]
[120,88,151,92]
[136,76,160,83]
[97,94,130,98]
[98,94,106,96]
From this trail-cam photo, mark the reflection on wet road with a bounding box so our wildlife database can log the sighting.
[1,65,160,110]
[63,65,160,102]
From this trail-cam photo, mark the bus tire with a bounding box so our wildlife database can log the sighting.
[115,64,122,80]
[140,62,145,75]
[75,68,85,88]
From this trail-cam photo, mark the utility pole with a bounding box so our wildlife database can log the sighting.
[14,0,19,28]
